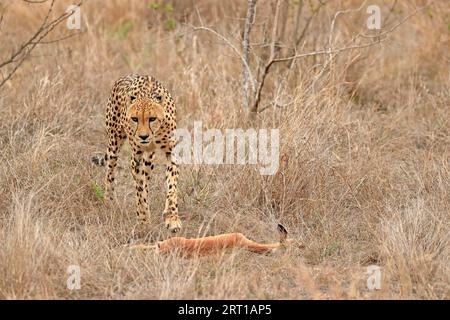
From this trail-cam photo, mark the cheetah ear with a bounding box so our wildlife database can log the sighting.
[130,95,136,102]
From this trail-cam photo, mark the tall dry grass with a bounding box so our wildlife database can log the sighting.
[0,0,448,299]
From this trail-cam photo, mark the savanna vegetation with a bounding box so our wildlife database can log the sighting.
[0,0,448,299]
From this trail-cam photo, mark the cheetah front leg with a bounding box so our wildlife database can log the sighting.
[104,129,125,200]
[142,151,156,214]
[164,158,181,233]
[130,152,149,225]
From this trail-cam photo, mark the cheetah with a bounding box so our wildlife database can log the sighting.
[92,74,181,233]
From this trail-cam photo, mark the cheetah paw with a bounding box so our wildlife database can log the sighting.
[164,214,182,233]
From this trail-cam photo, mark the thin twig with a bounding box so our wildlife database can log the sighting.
[191,26,256,94]
[384,0,399,26]
[295,1,324,48]
[256,2,430,113]
[23,0,49,3]
[30,32,80,45]
[272,3,428,64]
[251,0,281,113]
[0,12,4,32]
[242,0,257,110]
[0,1,83,88]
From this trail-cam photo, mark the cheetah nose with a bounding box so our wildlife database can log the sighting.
[139,134,149,140]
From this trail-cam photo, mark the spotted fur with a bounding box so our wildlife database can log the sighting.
[92,74,181,233]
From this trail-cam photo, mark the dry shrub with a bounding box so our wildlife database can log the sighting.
[0,0,448,299]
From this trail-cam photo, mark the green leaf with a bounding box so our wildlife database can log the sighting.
[91,181,105,201]
[165,18,176,31]
[147,2,160,10]
[116,21,133,39]
[165,3,174,13]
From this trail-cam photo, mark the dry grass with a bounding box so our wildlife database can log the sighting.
[0,0,448,299]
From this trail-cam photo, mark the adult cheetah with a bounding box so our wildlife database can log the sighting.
[92,74,181,233]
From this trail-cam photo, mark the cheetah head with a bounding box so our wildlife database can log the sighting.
[127,96,164,146]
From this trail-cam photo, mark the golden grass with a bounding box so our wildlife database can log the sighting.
[0,0,448,299]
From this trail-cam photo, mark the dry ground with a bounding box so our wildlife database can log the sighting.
[0,0,448,299]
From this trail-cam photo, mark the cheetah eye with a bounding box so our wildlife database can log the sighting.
[130,95,136,102]
[149,117,157,123]
[131,117,138,123]
[155,95,162,102]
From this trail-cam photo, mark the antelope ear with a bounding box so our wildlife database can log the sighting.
[277,223,288,242]
[154,242,161,254]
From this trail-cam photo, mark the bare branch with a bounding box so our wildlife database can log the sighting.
[255,2,430,113]
[251,0,281,113]
[288,2,325,71]
[273,41,379,63]
[384,0,399,26]
[291,0,326,59]
[0,16,4,34]
[276,2,427,63]
[328,1,368,49]
[242,0,257,109]
[268,0,281,61]
[0,1,83,88]
[292,0,304,43]
[0,0,55,69]
[191,0,430,116]
[30,32,80,45]
[192,26,256,94]
[22,0,49,3]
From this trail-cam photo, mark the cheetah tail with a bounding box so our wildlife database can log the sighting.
[91,154,107,166]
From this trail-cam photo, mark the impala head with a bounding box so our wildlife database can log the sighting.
[127,96,164,146]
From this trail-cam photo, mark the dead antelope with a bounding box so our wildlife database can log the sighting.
[129,224,294,258]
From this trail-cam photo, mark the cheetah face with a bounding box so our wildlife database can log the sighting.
[127,97,164,146]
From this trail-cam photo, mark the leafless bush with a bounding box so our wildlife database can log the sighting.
[0,0,448,299]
